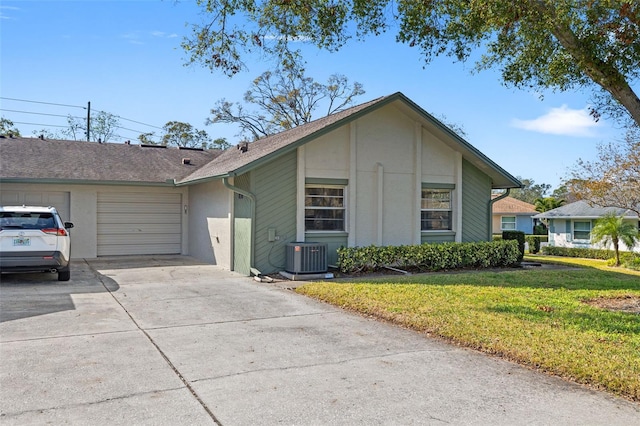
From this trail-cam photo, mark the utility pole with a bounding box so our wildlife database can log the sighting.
[86,101,91,141]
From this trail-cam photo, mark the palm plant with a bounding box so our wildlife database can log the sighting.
[591,213,640,266]
[534,197,566,213]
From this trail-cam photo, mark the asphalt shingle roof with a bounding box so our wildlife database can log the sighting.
[1,92,523,189]
[0,137,220,184]
[533,200,638,219]
[492,196,537,214]
[178,95,385,184]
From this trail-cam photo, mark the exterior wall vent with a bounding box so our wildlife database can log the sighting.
[285,242,328,274]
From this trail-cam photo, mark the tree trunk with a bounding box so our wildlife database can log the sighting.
[532,1,640,127]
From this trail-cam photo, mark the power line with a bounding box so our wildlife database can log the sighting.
[101,113,164,131]
[2,97,167,133]
[0,108,83,119]
[0,97,85,109]
[12,121,69,128]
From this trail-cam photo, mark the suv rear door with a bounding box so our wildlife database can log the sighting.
[0,212,60,254]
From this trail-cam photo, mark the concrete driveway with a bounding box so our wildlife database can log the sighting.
[1,256,638,425]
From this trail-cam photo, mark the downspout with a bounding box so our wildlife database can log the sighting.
[488,188,511,239]
[223,176,257,274]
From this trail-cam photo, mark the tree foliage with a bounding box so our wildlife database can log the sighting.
[591,213,639,266]
[64,111,120,143]
[159,121,231,150]
[0,117,21,137]
[568,128,640,215]
[162,121,210,148]
[508,177,551,204]
[184,0,640,127]
[550,184,580,203]
[534,197,566,213]
[207,65,364,140]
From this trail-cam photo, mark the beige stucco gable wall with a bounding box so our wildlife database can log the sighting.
[301,102,459,248]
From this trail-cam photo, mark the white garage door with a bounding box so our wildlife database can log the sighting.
[97,192,182,256]
[0,190,71,222]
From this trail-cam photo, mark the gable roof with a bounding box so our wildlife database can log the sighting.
[492,196,537,214]
[177,92,522,189]
[0,137,219,185]
[0,93,522,189]
[533,200,639,219]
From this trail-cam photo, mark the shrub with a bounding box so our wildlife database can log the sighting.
[502,230,525,261]
[541,246,614,260]
[533,224,547,235]
[337,240,520,274]
[525,235,547,254]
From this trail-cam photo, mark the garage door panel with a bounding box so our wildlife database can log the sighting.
[97,203,181,215]
[0,191,70,222]
[1,192,20,204]
[98,213,182,224]
[97,192,182,256]
[98,223,182,234]
[98,234,180,245]
[98,193,181,204]
[98,244,182,256]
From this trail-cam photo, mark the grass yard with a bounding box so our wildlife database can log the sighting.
[295,258,640,401]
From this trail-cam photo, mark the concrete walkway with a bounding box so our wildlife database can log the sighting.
[1,256,638,425]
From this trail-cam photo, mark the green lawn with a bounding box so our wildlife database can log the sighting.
[296,257,640,401]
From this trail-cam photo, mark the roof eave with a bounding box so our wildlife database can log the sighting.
[216,92,522,189]
[0,177,178,187]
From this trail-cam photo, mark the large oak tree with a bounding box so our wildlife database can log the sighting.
[207,64,364,140]
[183,0,640,127]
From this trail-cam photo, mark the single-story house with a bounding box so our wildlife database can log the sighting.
[1,92,522,275]
[533,201,640,253]
[491,195,538,234]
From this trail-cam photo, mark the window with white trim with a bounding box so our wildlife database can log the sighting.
[305,185,345,231]
[421,189,452,231]
[501,216,516,231]
[573,221,591,240]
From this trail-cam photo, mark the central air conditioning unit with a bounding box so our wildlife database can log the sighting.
[285,242,328,274]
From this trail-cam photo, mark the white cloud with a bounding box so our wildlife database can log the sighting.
[511,105,601,137]
[152,31,178,39]
[0,5,19,19]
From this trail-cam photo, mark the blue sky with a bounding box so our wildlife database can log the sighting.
[1,0,627,191]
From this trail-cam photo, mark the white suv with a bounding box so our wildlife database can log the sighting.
[0,206,74,281]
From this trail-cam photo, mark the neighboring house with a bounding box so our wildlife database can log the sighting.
[1,92,522,275]
[491,195,538,235]
[533,201,640,253]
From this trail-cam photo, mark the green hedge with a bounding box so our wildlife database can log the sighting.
[542,246,640,262]
[337,240,521,274]
[502,231,525,261]
[542,246,615,260]
[525,235,548,254]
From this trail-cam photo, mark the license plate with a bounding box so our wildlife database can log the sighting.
[13,237,31,246]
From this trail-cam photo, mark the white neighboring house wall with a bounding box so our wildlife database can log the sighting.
[548,218,640,254]
[0,182,191,259]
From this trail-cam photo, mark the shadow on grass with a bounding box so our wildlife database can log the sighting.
[488,303,640,335]
[340,265,640,291]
